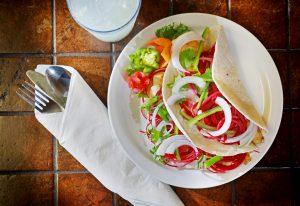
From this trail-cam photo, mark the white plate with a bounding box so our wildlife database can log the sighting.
[108,13,283,188]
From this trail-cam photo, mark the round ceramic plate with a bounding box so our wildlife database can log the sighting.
[108,13,283,188]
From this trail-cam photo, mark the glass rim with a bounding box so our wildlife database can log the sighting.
[66,0,142,33]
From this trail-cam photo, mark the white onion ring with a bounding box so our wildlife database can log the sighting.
[206,97,232,136]
[167,90,199,106]
[225,122,255,143]
[165,140,198,154]
[171,31,202,73]
[156,121,173,136]
[156,135,187,155]
[172,76,205,94]
[151,102,163,127]
[240,124,258,146]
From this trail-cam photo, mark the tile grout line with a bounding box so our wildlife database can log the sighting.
[287,0,291,49]
[169,0,174,16]
[231,181,236,206]
[227,0,231,19]
[0,170,90,175]
[52,0,58,205]
[0,52,118,57]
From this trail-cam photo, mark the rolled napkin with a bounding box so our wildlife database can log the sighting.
[34,65,184,206]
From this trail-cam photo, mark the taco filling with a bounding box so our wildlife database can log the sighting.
[124,23,266,173]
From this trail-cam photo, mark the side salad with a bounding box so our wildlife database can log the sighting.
[124,23,259,173]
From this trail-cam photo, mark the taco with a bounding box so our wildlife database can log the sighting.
[162,25,267,156]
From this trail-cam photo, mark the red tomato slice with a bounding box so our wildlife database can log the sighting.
[128,71,150,93]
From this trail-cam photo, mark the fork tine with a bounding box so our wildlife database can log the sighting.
[25,81,50,103]
[21,84,47,106]
[18,88,44,110]
[16,90,43,112]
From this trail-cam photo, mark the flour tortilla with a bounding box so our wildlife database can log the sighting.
[162,25,267,156]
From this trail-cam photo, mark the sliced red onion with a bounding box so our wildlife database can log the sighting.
[156,121,173,136]
[171,31,202,73]
[165,140,198,154]
[172,76,205,94]
[151,102,163,127]
[156,135,187,155]
[167,90,199,106]
[206,97,232,136]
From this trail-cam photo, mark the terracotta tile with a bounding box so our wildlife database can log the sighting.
[257,112,291,167]
[294,168,300,205]
[56,56,111,104]
[231,0,287,49]
[290,0,300,48]
[175,184,232,206]
[236,171,291,206]
[58,173,113,206]
[0,56,52,111]
[113,0,169,52]
[57,143,85,171]
[292,112,300,166]
[56,0,111,53]
[270,52,289,108]
[0,174,53,206]
[0,0,52,53]
[0,116,52,170]
[290,52,300,108]
[116,195,132,206]
[174,0,228,17]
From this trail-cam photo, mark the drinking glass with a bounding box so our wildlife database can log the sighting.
[67,0,141,42]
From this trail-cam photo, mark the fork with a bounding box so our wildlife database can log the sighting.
[16,81,61,113]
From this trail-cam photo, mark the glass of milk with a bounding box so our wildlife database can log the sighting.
[67,0,141,42]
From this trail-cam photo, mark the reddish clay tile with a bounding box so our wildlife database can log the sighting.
[269,52,289,108]
[0,174,53,206]
[56,56,111,104]
[173,0,228,17]
[0,116,53,170]
[257,112,290,167]
[175,184,232,206]
[113,0,169,52]
[290,52,300,108]
[292,112,300,166]
[0,56,52,111]
[116,195,132,206]
[57,143,85,171]
[0,0,52,53]
[290,0,300,48]
[56,0,111,53]
[58,173,113,206]
[236,171,291,206]
[231,0,287,49]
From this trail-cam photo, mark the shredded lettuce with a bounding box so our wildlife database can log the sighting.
[155,23,190,40]
[141,96,159,111]
[179,48,196,69]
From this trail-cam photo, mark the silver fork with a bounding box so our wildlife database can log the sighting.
[16,81,61,113]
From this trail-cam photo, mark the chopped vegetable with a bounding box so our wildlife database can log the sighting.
[141,96,159,111]
[158,107,169,122]
[188,106,223,126]
[204,155,223,168]
[193,27,210,72]
[126,48,161,75]
[128,71,150,93]
[155,23,190,40]
[179,48,196,69]
[175,148,181,160]
[195,68,213,82]
[196,82,210,110]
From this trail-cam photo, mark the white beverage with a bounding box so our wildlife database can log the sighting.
[67,0,141,42]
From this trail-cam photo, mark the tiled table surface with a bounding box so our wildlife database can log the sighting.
[0,0,299,205]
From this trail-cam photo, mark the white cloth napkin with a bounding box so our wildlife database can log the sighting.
[34,65,184,206]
